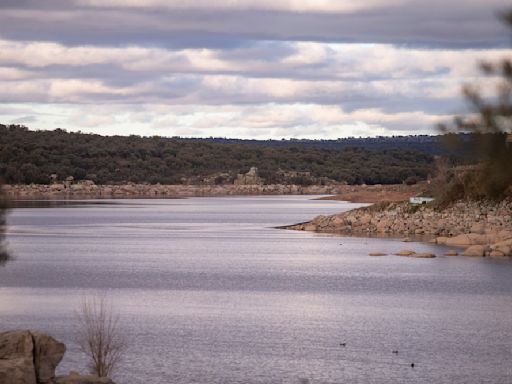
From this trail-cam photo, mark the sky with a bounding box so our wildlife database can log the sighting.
[0,0,511,139]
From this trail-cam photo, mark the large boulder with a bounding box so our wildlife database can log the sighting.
[444,233,487,247]
[463,245,487,257]
[490,238,512,256]
[0,331,113,384]
[0,331,37,384]
[31,331,66,384]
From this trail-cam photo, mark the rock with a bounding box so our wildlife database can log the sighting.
[444,250,459,256]
[395,250,416,256]
[369,252,387,256]
[498,230,512,241]
[463,245,487,257]
[234,166,263,186]
[0,331,36,384]
[493,245,511,256]
[304,224,317,231]
[489,250,506,258]
[412,253,436,258]
[56,373,115,384]
[470,223,486,234]
[486,237,512,256]
[0,331,112,384]
[401,237,412,242]
[444,234,474,247]
[31,331,66,384]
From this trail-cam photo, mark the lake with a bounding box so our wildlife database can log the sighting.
[1,196,512,384]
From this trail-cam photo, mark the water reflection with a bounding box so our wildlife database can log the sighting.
[0,192,10,266]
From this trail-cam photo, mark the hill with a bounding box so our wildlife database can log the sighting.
[0,125,437,186]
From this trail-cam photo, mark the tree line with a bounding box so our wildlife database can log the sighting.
[0,125,435,186]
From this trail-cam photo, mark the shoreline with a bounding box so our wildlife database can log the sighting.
[285,199,512,258]
[2,182,423,200]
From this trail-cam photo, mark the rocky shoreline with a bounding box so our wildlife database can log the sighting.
[2,182,424,200]
[287,199,512,258]
[2,183,345,199]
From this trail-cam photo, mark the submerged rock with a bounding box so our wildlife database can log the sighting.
[412,253,436,258]
[395,250,416,256]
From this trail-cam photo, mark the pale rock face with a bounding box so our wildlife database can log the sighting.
[492,244,511,256]
[31,331,66,384]
[0,331,36,384]
[463,245,487,257]
[470,223,486,234]
[489,250,506,258]
[444,234,474,247]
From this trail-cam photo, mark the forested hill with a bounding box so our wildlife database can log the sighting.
[0,124,438,185]
[199,135,444,155]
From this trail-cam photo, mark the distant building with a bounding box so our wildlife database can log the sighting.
[409,197,435,205]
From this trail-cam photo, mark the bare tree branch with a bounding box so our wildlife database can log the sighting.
[75,294,127,377]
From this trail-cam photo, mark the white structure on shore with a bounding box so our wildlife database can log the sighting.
[409,196,435,205]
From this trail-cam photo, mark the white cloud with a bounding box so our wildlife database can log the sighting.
[1,102,450,139]
[0,26,509,138]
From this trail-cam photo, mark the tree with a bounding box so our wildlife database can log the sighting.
[438,11,512,200]
[75,295,127,378]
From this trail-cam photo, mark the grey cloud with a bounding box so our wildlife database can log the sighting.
[0,0,509,138]
[10,115,37,124]
[0,1,509,49]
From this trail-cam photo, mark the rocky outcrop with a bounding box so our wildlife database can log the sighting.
[0,331,37,384]
[0,331,114,384]
[31,332,66,384]
[287,199,512,258]
[234,167,263,185]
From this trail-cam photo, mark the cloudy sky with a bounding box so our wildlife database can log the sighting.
[1,0,511,139]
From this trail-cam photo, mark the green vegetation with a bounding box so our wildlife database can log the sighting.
[0,124,435,186]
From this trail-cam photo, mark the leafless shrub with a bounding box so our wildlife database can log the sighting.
[75,294,127,377]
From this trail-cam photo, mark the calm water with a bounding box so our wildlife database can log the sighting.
[1,196,512,384]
